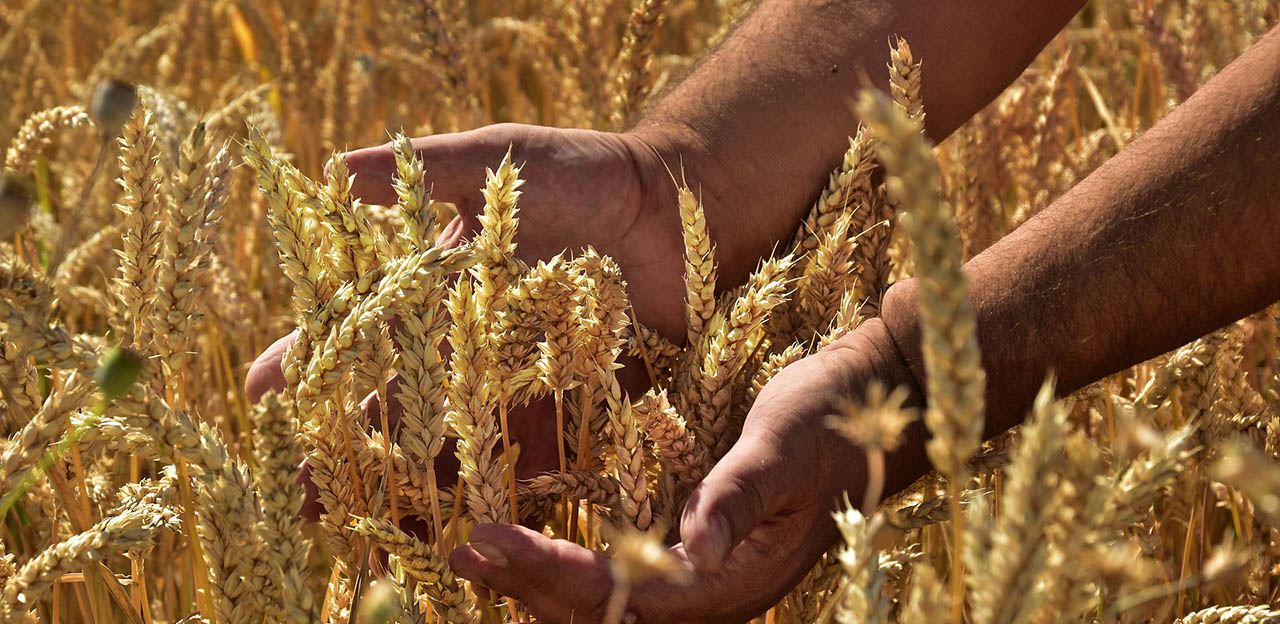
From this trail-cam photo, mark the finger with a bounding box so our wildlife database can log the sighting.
[452,517,830,624]
[244,331,298,403]
[628,507,834,624]
[450,523,614,624]
[296,460,324,521]
[343,129,513,207]
[679,425,811,574]
[435,213,482,250]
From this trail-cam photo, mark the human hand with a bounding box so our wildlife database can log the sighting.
[244,122,693,516]
[448,317,928,623]
[342,122,691,338]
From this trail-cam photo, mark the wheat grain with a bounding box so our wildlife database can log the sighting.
[1176,605,1280,624]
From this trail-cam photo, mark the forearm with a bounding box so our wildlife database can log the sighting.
[628,0,1084,283]
[882,25,1280,435]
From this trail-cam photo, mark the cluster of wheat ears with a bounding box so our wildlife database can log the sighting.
[1,0,1279,622]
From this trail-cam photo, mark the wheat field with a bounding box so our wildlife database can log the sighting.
[1,0,1279,622]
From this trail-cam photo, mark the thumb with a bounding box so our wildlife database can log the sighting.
[679,428,801,574]
[340,128,512,207]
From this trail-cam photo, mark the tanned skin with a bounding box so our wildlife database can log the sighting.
[245,0,1280,620]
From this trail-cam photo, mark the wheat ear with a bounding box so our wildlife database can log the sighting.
[349,517,474,624]
[0,340,41,432]
[250,392,314,624]
[968,380,1067,624]
[889,37,924,124]
[242,125,328,329]
[600,366,652,530]
[678,185,717,347]
[608,0,668,127]
[857,90,984,479]
[0,509,161,618]
[526,471,622,507]
[0,257,96,370]
[790,126,878,265]
[391,132,442,251]
[858,89,982,622]
[634,389,706,481]
[694,255,795,459]
[446,279,508,525]
[1175,605,1280,624]
[3,106,93,174]
[190,422,267,624]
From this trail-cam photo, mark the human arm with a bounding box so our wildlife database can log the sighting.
[248,0,1089,546]
[630,0,1087,289]
[335,0,1089,340]
[448,18,1280,624]
[883,22,1280,439]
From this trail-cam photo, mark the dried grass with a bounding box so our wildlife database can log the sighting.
[0,1,1278,623]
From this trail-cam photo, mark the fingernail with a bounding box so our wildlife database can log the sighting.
[707,512,731,564]
[470,539,509,568]
[688,512,731,573]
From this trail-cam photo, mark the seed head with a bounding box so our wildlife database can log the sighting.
[356,580,402,624]
[607,524,692,586]
[826,382,917,453]
[0,174,35,240]
[89,79,139,136]
[96,346,144,400]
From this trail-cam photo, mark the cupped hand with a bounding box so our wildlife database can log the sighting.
[448,318,928,624]
[343,122,689,338]
[245,122,691,518]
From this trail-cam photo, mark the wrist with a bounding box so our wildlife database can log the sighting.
[822,313,923,409]
[621,120,760,285]
[813,314,932,505]
[876,279,926,406]
[823,297,938,503]
[620,119,719,217]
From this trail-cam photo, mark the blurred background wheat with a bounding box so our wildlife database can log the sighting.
[1,0,1279,622]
